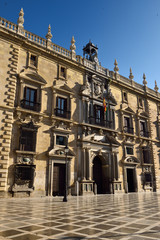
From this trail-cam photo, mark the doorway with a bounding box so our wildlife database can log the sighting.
[127,168,136,192]
[93,156,109,194]
[53,163,65,196]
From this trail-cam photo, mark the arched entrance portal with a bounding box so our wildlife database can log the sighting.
[93,156,110,194]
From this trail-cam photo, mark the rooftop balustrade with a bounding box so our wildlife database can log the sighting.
[0,15,160,99]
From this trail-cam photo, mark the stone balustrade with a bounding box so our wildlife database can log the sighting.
[0,17,17,32]
[0,16,159,98]
[50,42,71,57]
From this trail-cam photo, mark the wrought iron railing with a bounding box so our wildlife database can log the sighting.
[123,126,134,134]
[54,108,71,119]
[89,117,114,129]
[140,130,149,138]
[20,99,41,112]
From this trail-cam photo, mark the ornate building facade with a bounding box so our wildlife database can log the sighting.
[0,9,160,197]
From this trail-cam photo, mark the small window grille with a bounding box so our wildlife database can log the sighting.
[60,67,66,78]
[30,54,37,67]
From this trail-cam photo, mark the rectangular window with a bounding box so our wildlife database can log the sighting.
[123,92,128,102]
[126,147,134,155]
[60,66,66,78]
[140,121,149,137]
[55,97,70,119]
[21,87,40,112]
[20,130,36,152]
[124,116,133,134]
[56,136,66,146]
[30,54,37,67]
[142,147,151,164]
[138,97,143,108]
[94,105,104,125]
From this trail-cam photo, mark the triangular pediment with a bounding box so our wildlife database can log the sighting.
[140,111,149,118]
[123,106,135,114]
[53,83,74,95]
[19,69,47,85]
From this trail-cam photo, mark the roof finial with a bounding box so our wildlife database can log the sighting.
[70,36,76,52]
[129,67,134,80]
[154,80,159,92]
[17,8,24,28]
[143,73,147,86]
[46,24,52,41]
[70,36,76,60]
[114,59,119,73]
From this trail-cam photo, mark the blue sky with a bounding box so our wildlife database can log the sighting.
[0,0,160,91]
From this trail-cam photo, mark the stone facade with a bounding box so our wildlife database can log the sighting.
[0,10,160,197]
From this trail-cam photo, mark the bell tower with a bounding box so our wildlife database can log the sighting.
[83,41,99,63]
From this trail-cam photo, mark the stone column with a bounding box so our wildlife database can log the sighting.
[48,159,53,196]
[137,116,140,137]
[82,148,86,180]
[52,89,56,115]
[124,167,128,193]
[111,153,116,181]
[87,149,92,180]
[19,79,24,106]
[70,95,73,120]
[81,99,85,123]
[115,153,120,180]
[121,111,124,133]
[86,98,90,123]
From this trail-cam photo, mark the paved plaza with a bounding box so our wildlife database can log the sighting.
[0,193,160,239]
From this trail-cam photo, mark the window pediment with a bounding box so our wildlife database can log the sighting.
[140,111,149,118]
[19,69,47,85]
[48,147,75,157]
[53,83,74,95]
[124,156,140,165]
[123,106,135,114]
[82,133,120,146]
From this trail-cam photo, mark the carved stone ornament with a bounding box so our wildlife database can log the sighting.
[16,154,34,165]
[154,80,159,92]
[124,156,140,165]
[143,73,147,86]
[15,111,43,124]
[17,8,24,28]
[81,77,91,95]
[70,36,76,52]
[46,24,53,42]
[129,67,134,81]
[94,82,102,96]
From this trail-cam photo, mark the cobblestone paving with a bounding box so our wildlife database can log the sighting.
[0,193,160,239]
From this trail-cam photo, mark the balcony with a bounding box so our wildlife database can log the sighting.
[89,117,114,129]
[123,126,134,134]
[20,99,41,112]
[54,108,71,119]
[140,130,149,138]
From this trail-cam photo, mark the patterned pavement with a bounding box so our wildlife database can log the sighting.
[0,193,160,239]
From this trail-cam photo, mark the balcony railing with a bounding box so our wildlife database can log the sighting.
[123,126,134,134]
[54,108,71,119]
[20,99,41,112]
[89,117,114,129]
[140,130,149,138]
